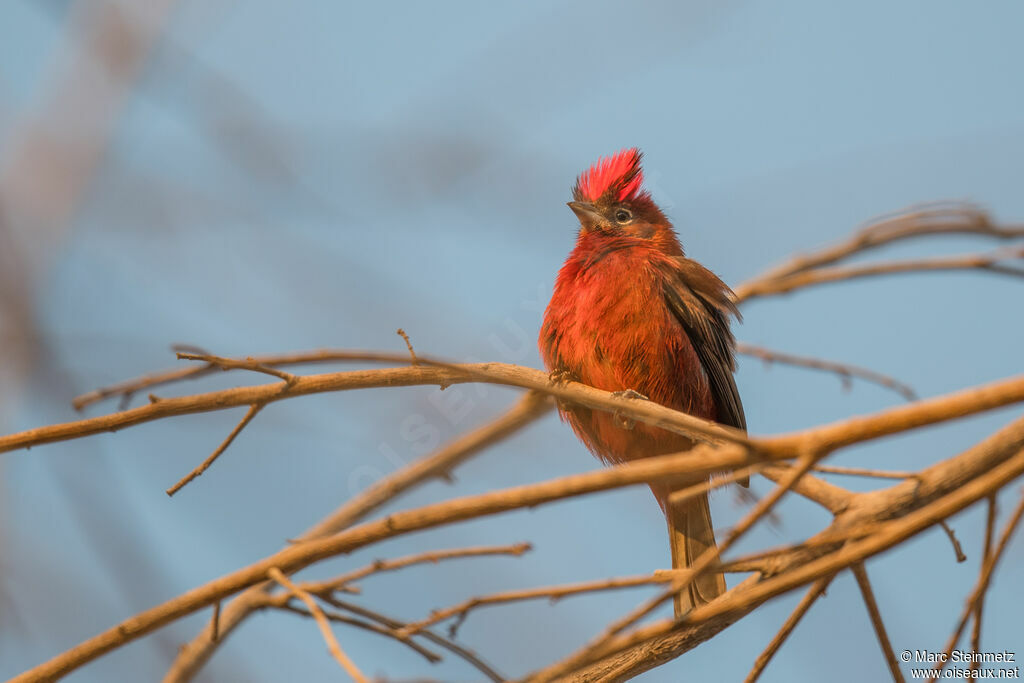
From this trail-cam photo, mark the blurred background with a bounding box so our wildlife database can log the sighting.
[2,1,1022,681]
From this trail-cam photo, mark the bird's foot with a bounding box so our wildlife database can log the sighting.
[548,368,578,385]
[612,388,647,430]
[611,389,648,401]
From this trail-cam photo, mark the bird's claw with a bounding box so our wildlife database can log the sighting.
[611,389,648,401]
[612,389,647,430]
[548,368,578,385]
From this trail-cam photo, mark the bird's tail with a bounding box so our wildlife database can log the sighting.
[666,492,726,618]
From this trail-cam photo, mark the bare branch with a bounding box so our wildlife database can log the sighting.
[851,563,905,682]
[271,603,441,664]
[302,543,533,595]
[556,417,1024,682]
[6,359,753,456]
[929,489,1024,681]
[396,328,419,365]
[326,598,506,682]
[72,349,424,411]
[176,352,298,385]
[266,568,368,682]
[734,204,1024,299]
[166,403,264,496]
[811,464,918,480]
[759,464,853,514]
[399,574,677,640]
[531,452,822,683]
[736,343,917,401]
[11,377,1024,683]
[735,246,1024,302]
[970,496,998,673]
[938,521,967,563]
[745,575,832,682]
[165,392,550,681]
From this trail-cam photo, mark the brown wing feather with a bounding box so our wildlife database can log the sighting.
[661,257,747,432]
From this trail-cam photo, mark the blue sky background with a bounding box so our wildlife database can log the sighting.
[1,1,1022,681]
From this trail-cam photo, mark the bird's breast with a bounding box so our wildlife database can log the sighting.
[539,247,715,463]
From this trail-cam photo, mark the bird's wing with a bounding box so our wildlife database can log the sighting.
[661,257,746,433]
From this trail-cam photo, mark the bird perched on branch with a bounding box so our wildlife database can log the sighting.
[539,148,745,616]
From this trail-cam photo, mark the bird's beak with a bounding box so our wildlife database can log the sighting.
[567,201,604,231]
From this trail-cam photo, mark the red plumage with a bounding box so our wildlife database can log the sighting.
[539,149,745,614]
[574,148,646,202]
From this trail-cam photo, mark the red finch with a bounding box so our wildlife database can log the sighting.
[539,148,745,615]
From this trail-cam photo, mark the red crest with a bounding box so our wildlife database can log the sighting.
[574,148,645,202]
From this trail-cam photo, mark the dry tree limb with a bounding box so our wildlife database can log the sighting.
[757,464,852,514]
[398,575,681,640]
[166,403,264,496]
[166,392,551,682]
[734,203,1024,298]
[928,488,1024,682]
[851,563,905,683]
[746,576,832,681]
[300,543,533,596]
[71,349,428,411]
[937,521,967,563]
[734,246,1024,302]
[736,343,917,401]
[325,598,506,682]
[667,463,771,507]
[3,360,750,457]
[745,575,833,683]
[177,352,298,385]
[554,417,1024,682]
[559,449,1024,683]
[274,603,441,664]
[970,495,998,674]
[396,328,419,365]
[209,602,220,642]
[10,374,1024,682]
[266,568,368,682]
[530,452,823,683]
[811,464,918,480]
[16,202,1015,682]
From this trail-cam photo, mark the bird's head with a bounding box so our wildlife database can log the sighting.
[568,148,681,254]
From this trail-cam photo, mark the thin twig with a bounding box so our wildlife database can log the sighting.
[970,496,998,673]
[165,392,551,682]
[398,574,678,639]
[10,372,1024,682]
[811,464,918,480]
[73,349,424,411]
[938,521,967,563]
[530,451,823,683]
[266,568,368,683]
[176,352,297,385]
[302,543,533,596]
[326,598,506,682]
[745,575,832,682]
[166,403,264,497]
[851,563,905,682]
[734,204,1024,301]
[665,463,767,507]
[542,442,1024,683]
[209,602,220,643]
[758,464,853,514]
[396,328,419,365]
[928,489,1024,682]
[273,603,441,664]
[736,246,1024,302]
[737,343,917,401]
[7,359,759,456]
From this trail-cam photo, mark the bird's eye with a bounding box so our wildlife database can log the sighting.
[614,209,633,224]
